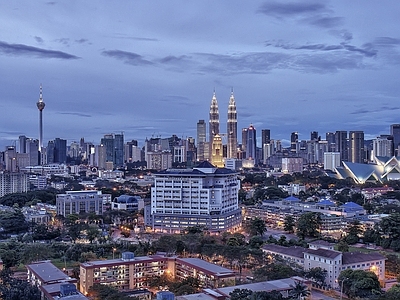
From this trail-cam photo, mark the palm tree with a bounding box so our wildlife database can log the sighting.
[289,282,311,300]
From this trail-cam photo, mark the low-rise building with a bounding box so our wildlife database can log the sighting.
[80,252,235,295]
[56,190,106,217]
[262,241,386,288]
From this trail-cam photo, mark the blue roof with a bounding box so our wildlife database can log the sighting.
[318,199,335,206]
[284,196,300,201]
[340,201,364,212]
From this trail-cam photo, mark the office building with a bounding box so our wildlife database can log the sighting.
[4,146,17,172]
[80,253,236,295]
[19,135,27,153]
[53,138,67,164]
[148,161,241,232]
[211,134,224,167]
[56,190,105,217]
[241,128,248,155]
[146,151,172,171]
[326,132,336,152]
[390,124,400,156]
[114,133,124,167]
[335,131,348,162]
[209,91,219,148]
[310,131,319,141]
[349,131,364,163]
[290,132,298,153]
[26,138,39,166]
[227,91,237,159]
[196,120,207,161]
[246,125,256,161]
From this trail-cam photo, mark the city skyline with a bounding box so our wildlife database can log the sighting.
[1,1,400,148]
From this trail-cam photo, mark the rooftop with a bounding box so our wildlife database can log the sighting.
[27,261,73,284]
[304,248,341,259]
[342,252,385,265]
[262,244,306,259]
[177,258,235,277]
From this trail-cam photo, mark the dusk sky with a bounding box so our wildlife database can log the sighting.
[1,1,400,149]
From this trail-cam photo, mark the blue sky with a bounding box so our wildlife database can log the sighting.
[1,1,400,148]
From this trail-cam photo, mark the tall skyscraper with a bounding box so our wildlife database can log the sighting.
[290,132,298,153]
[261,129,271,146]
[54,138,67,164]
[19,135,27,153]
[114,133,124,167]
[349,131,364,163]
[326,132,336,152]
[310,131,319,141]
[209,91,219,144]
[246,124,256,161]
[335,131,348,162]
[36,85,45,153]
[241,128,248,154]
[390,124,400,156]
[197,120,206,161]
[373,135,393,159]
[227,91,237,159]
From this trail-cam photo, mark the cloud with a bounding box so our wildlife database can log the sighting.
[34,36,44,43]
[55,38,70,46]
[350,106,400,115]
[270,41,377,58]
[0,41,79,59]
[102,50,153,66]
[158,55,190,64]
[373,37,400,46]
[258,2,326,17]
[75,38,89,44]
[59,112,92,117]
[329,29,353,42]
[112,34,159,42]
[307,16,343,28]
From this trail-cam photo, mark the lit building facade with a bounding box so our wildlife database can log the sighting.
[80,253,236,295]
[227,91,237,159]
[0,172,29,197]
[56,190,105,217]
[148,161,241,232]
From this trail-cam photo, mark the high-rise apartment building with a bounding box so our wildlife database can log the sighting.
[335,131,348,162]
[349,131,364,163]
[0,172,29,197]
[372,135,393,159]
[310,131,319,141]
[246,125,256,161]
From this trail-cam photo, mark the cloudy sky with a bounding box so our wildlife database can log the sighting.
[1,1,400,149]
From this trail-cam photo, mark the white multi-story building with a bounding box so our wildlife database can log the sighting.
[0,172,29,197]
[324,152,341,171]
[148,161,241,232]
[56,190,106,217]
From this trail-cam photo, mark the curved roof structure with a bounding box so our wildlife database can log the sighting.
[334,156,400,184]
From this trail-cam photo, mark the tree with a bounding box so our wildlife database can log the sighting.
[88,284,133,300]
[337,240,349,252]
[0,210,29,235]
[345,220,363,245]
[245,217,267,237]
[304,267,327,287]
[86,225,100,243]
[230,288,253,300]
[296,212,321,239]
[338,269,382,299]
[384,284,400,300]
[289,281,311,300]
[0,269,41,300]
[283,215,295,233]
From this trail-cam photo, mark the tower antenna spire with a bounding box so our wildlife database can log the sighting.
[36,84,46,158]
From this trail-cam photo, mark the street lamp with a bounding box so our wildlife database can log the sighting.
[340,277,349,300]
[113,247,116,259]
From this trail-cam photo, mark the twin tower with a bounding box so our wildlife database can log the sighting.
[202,90,237,167]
